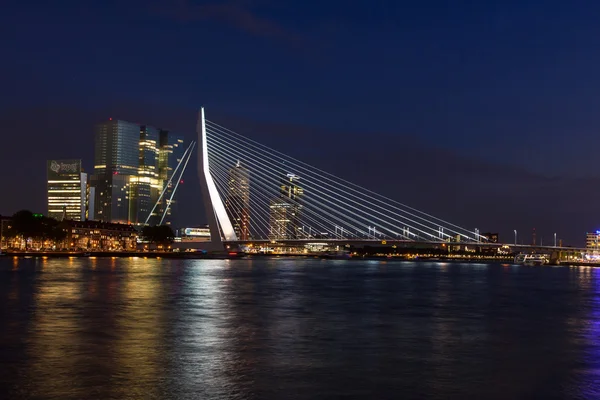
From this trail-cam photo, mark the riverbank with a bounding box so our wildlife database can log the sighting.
[557,260,600,267]
[0,251,516,263]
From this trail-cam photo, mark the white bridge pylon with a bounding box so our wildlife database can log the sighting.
[198,107,486,247]
[197,107,237,250]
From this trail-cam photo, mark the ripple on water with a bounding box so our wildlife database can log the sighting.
[0,258,599,399]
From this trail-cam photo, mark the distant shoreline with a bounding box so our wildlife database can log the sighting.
[0,251,515,263]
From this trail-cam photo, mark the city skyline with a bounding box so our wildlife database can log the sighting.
[24,111,593,251]
[1,109,594,255]
[0,109,596,247]
[4,1,600,245]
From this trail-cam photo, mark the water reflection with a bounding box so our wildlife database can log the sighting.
[27,260,84,398]
[108,259,167,399]
[171,260,232,397]
[1,258,600,398]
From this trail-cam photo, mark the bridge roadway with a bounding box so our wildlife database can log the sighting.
[223,239,589,253]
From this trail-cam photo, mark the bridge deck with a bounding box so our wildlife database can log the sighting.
[223,239,588,252]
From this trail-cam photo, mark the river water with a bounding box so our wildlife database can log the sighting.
[1,257,599,399]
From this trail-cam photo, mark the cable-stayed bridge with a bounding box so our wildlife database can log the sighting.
[195,108,494,252]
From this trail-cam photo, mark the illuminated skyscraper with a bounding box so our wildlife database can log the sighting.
[269,199,292,240]
[155,131,185,227]
[91,120,138,223]
[91,119,185,226]
[280,173,303,202]
[225,161,250,240]
[269,173,303,239]
[47,159,87,221]
[129,125,161,225]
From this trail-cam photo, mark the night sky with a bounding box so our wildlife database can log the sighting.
[2,0,600,245]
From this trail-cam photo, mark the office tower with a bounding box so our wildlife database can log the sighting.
[47,159,87,221]
[586,231,600,253]
[269,173,303,239]
[91,119,139,223]
[280,173,303,202]
[225,161,250,240]
[129,125,161,225]
[281,173,303,238]
[269,199,292,240]
[90,119,185,226]
[155,131,185,227]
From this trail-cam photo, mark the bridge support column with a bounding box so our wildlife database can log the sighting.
[197,107,238,252]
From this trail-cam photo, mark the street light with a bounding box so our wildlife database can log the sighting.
[514,229,517,245]
[554,233,557,247]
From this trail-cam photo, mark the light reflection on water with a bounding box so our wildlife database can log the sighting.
[1,258,600,399]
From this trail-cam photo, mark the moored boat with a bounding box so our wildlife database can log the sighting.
[514,253,547,266]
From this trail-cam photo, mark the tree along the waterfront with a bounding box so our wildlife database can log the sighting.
[142,225,175,246]
[5,210,66,249]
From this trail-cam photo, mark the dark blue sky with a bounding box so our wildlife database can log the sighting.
[2,0,600,245]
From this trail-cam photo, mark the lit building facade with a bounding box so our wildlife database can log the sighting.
[586,231,600,253]
[155,132,185,227]
[129,125,161,225]
[0,215,11,251]
[91,119,185,226]
[62,220,138,251]
[47,159,87,221]
[269,173,303,240]
[91,120,139,223]
[269,199,293,239]
[225,161,250,240]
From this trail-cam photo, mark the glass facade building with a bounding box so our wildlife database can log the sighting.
[92,120,139,224]
[129,125,160,225]
[47,159,87,221]
[91,119,185,226]
[94,120,139,176]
